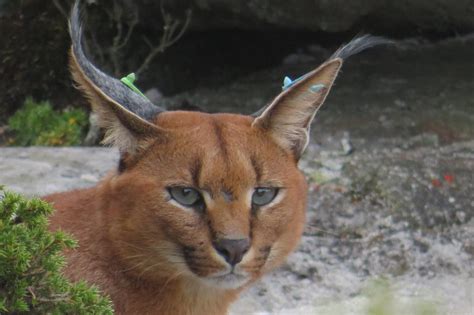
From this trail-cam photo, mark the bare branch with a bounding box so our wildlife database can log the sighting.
[109,1,124,75]
[111,2,124,51]
[27,287,37,300]
[52,0,69,20]
[103,1,141,76]
[116,7,139,50]
[135,7,192,76]
[165,9,192,48]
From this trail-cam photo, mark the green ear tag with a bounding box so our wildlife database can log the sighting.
[120,73,147,99]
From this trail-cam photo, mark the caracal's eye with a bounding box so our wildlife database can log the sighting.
[252,187,279,207]
[169,187,203,207]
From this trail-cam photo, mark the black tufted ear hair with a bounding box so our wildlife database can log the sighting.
[252,35,392,160]
[69,1,166,154]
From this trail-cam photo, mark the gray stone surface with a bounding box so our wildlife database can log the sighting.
[0,147,118,196]
[0,142,472,314]
[3,0,474,33]
[189,0,474,33]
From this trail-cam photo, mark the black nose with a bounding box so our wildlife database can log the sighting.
[213,238,250,266]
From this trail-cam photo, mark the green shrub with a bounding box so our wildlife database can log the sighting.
[363,279,438,315]
[8,98,88,146]
[0,187,113,314]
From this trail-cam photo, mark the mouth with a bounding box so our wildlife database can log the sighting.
[202,271,250,289]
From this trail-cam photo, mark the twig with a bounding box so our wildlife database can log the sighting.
[52,0,69,20]
[27,287,37,300]
[135,6,192,76]
[116,7,139,50]
[109,1,124,75]
[104,1,140,76]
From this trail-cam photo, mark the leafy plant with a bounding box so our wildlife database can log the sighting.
[8,97,88,146]
[363,279,439,315]
[0,187,113,314]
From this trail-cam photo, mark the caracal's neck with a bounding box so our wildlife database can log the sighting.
[109,273,240,315]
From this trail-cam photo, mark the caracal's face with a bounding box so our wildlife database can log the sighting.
[107,111,307,289]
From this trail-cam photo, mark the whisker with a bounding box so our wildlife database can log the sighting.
[119,256,152,273]
[156,270,187,297]
[122,253,149,260]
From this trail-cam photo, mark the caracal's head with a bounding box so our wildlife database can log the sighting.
[69,2,388,291]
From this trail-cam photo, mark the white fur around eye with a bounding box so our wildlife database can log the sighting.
[260,189,285,210]
[168,199,195,213]
[201,191,215,208]
[164,188,196,213]
[247,188,286,211]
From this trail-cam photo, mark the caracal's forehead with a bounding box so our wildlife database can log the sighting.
[153,111,253,129]
[146,111,295,192]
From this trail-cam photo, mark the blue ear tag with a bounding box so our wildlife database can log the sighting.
[309,84,325,93]
[282,73,312,91]
[282,76,293,90]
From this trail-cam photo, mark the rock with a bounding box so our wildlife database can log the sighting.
[84,113,102,146]
[0,147,118,196]
[340,132,353,155]
[282,52,317,65]
[189,0,474,33]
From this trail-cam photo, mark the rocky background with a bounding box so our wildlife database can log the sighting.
[0,0,473,314]
[1,0,474,119]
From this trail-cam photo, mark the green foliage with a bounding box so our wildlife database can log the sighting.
[319,278,439,315]
[363,279,439,315]
[8,98,88,146]
[0,187,113,314]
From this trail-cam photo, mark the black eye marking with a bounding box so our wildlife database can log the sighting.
[250,155,263,182]
[118,156,127,173]
[182,246,197,254]
[168,187,205,212]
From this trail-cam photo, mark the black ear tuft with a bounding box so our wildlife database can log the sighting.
[330,34,393,60]
[251,34,392,160]
[69,1,164,121]
[68,1,166,154]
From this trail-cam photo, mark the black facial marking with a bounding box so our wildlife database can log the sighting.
[250,154,263,183]
[190,158,203,187]
[259,246,271,255]
[118,155,127,173]
[182,246,196,253]
[212,120,229,160]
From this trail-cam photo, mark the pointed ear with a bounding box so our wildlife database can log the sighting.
[252,59,342,159]
[252,35,391,160]
[69,2,165,154]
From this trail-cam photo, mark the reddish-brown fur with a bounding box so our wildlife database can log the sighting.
[44,10,357,311]
[46,112,309,314]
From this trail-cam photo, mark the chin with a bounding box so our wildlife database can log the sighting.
[201,273,250,290]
